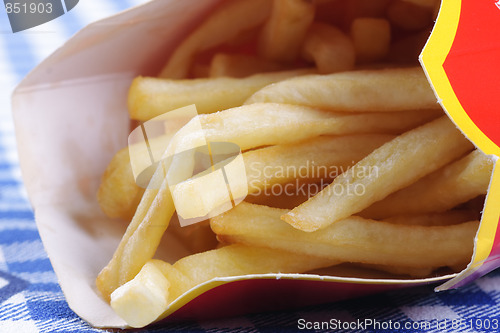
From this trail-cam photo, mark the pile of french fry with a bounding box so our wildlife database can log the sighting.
[95,0,492,328]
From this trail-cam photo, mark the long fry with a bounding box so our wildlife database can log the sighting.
[111,246,337,327]
[158,0,272,78]
[211,202,478,269]
[282,116,474,231]
[172,134,394,220]
[244,67,441,112]
[129,69,315,121]
[361,150,493,219]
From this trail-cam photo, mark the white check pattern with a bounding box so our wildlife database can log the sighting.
[1,1,500,332]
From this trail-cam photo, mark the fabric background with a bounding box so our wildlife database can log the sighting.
[1,1,499,332]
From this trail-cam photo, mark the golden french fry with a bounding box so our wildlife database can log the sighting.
[172,134,394,220]
[282,116,474,232]
[209,53,287,78]
[101,105,438,231]
[97,147,144,220]
[244,67,442,112]
[361,150,493,219]
[258,0,315,62]
[96,166,175,302]
[114,245,336,327]
[350,18,391,63]
[211,202,478,269]
[158,0,272,78]
[110,260,171,328]
[97,132,175,220]
[128,69,314,121]
[169,103,441,151]
[382,210,481,226]
[301,23,356,74]
[245,189,311,210]
[170,244,336,296]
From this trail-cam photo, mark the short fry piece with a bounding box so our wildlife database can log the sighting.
[301,23,356,74]
[211,202,478,268]
[258,0,316,62]
[244,67,441,112]
[110,260,170,328]
[361,150,493,219]
[158,0,272,78]
[209,53,287,78]
[128,69,314,121]
[121,244,331,328]
[282,116,474,231]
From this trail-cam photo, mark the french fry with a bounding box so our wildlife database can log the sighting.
[244,67,442,112]
[111,246,337,327]
[128,69,315,121]
[246,189,312,210]
[361,150,493,219]
[258,0,316,62]
[158,0,272,78]
[99,105,439,231]
[350,18,391,63]
[96,167,175,302]
[110,260,171,328]
[282,116,474,232]
[211,202,478,269]
[301,23,356,74]
[97,147,144,220]
[97,133,175,220]
[172,134,394,220]
[170,244,336,297]
[209,53,287,78]
[382,210,481,226]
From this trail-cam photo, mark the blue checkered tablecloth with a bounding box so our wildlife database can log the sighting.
[2,1,500,332]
